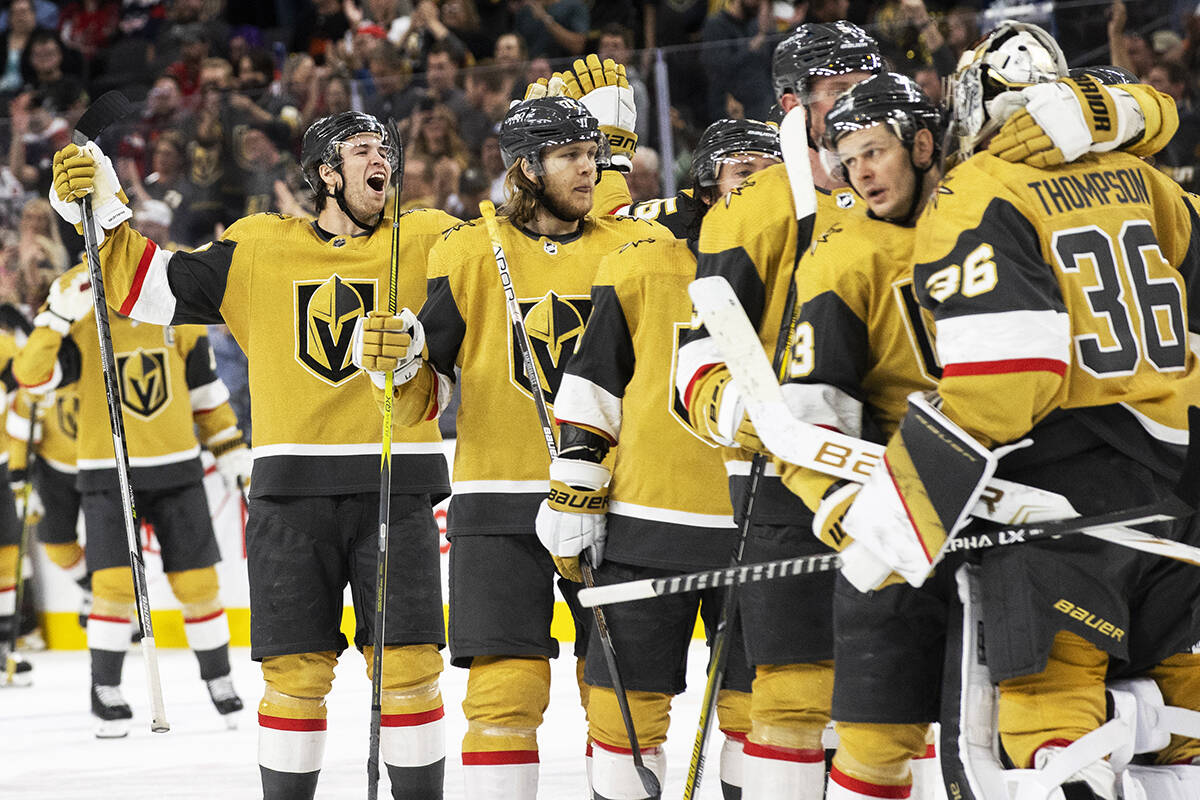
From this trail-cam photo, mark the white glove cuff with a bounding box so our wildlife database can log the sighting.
[549,458,610,491]
[93,195,132,230]
[812,481,859,542]
[580,84,635,130]
[48,185,82,226]
[839,541,893,593]
[34,309,72,337]
[1024,83,1091,162]
[1105,87,1147,152]
[712,379,745,448]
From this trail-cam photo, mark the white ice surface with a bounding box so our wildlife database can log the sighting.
[2,646,727,799]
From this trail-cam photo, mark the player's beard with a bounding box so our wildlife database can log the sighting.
[538,183,590,224]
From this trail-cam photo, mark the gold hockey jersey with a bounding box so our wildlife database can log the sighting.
[555,236,737,570]
[675,160,860,524]
[14,264,242,491]
[912,151,1200,478]
[413,211,662,535]
[8,387,78,476]
[0,333,19,470]
[90,211,453,499]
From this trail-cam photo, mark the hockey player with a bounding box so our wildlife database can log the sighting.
[0,332,30,685]
[826,22,1200,800]
[538,117,782,800]
[355,93,659,799]
[13,263,248,736]
[47,112,453,798]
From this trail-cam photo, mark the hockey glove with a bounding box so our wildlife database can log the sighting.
[988,75,1143,168]
[560,54,637,171]
[686,366,767,454]
[49,142,132,246]
[535,458,609,583]
[350,308,425,389]
[210,435,252,495]
[35,269,92,336]
[10,479,43,526]
[840,393,997,592]
[810,480,859,553]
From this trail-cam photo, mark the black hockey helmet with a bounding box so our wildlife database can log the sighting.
[499,96,610,174]
[823,72,943,155]
[301,111,402,196]
[691,118,782,188]
[772,22,884,102]
[1069,65,1137,86]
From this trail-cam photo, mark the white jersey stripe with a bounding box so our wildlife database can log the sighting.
[935,309,1070,369]
[555,373,623,441]
[609,500,735,529]
[251,442,445,459]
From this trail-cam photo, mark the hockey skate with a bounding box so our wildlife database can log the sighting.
[206,674,244,728]
[91,684,132,738]
[2,646,33,687]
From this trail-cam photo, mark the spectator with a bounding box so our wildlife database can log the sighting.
[596,23,650,145]
[459,61,508,152]
[410,101,471,169]
[424,39,471,119]
[1109,1,1156,78]
[873,0,956,76]
[360,0,407,44]
[278,52,324,128]
[396,0,467,72]
[291,0,351,64]
[0,0,40,94]
[944,5,980,62]
[57,0,120,61]
[1146,59,1199,191]
[234,48,305,143]
[13,197,66,308]
[235,119,304,216]
[627,146,661,204]
[480,128,507,203]
[0,0,57,33]
[493,30,526,77]
[641,0,708,126]
[513,0,588,59]
[324,73,356,114]
[22,30,85,103]
[164,22,209,97]
[808,0,850,23]
[913,63,941,105]
[227,24,266,75]
[127,129,201,244]
[441,0,492,61]
[445,164,490,218]
[365,40,417,120]
[701,0,774,121]
[398,153,436,210]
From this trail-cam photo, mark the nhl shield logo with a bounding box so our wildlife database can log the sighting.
[116,348,170,420]
[294,275,377,386]
[510,291,592,405]
[56,393,79,440]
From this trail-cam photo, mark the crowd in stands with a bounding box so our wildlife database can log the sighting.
[0,0,1193,318]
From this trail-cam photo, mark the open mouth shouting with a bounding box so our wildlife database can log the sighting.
[367,171,388,193]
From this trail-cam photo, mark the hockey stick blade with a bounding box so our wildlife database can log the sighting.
[73,91,132,145]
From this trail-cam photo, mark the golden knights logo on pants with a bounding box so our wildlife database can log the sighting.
[116,348,170,419]
[295,275,378,386]
[511,291,591,405]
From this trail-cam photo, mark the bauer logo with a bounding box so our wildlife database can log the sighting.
[57,393,79,440]
[294,275,377,386]
[511,291,591,406]
[116,348,170,420]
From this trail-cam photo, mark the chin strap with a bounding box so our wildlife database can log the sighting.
[328,168,382,233]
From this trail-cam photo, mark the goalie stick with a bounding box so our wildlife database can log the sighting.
[75,91,169,733]
[683,100,820,800]
[478,200,661,799]
[686,275,1200,567]
[578,504,1195,608]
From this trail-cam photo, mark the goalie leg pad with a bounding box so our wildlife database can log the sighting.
[842,393,996,589]
[830,722,930,798]
[1120,764,1200,800]
[1145,651,1200,765]
[258,652,335,779]
[461,655,549,800]
[997,630,1108,769]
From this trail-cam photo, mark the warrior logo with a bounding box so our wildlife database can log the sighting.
[116,348,170,420]
[510,291,592,405]
[295,275,377,386]
[56,393,79,440]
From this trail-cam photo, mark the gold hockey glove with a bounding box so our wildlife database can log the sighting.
[687,367,767,454]
[560,54,637,170]
[536,459,609,584]
[989,75,1121,168]
[351,308,425,388]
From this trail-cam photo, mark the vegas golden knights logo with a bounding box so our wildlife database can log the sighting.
[511,291,592,405]
[116,348,170,420]
[56,393,79,440]
[295,275,377,386]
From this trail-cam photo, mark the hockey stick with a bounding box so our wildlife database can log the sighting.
[478,200,661,798]
[578,505,1191,608]
[687,274,1200,568]
[682,101,819,800]
[366,140,403,800]
[75,91,168,732]
[5,396,38,684]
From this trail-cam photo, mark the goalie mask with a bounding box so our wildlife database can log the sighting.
[948,21,1068,162]
[691,118,782,188]
[772,22,884,104]
[301,111,403,230]
[499,96,611,175]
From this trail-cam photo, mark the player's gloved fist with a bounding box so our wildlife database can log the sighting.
[351,308,425,389]
[35,269,92,335]
[989,77,1120,168]
[210,435,252,495]
[535,457,610,583]
[10,480,43,525]
[48,141,132,244]
[687,367,767,454]
[560,54,637,170]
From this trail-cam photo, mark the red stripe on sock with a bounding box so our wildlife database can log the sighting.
[0,584,14,593]
[720,729,749,745]
[183,609,224,624]
[914,743,936,759]
[88,614,130,624]
[742,741,825,763]
[592,740,660,756]
[120,239,158,316]
[461,750,539,766]
[381,706,444,727]
[830,765,911,798]
[585,741,593,758]
[258,713,327,732]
